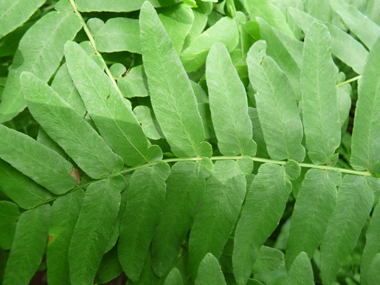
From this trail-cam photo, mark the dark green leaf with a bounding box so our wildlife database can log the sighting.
[195,253,227,285]
[285,252,314,285]
[163,268,184,285]
[252,246,285,274]
[96,246,123,284]
[0,201,20,250]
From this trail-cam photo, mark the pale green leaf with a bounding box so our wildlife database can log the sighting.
[367,0,380,25]
[247,40,305,162]
[0,10,82,123]
[180,16,239,72]
[189,159,251,277]
[0,124,76,195]
[351,38,380,173]
[110,63,126,78]
[69,176,126,285]
[289,7,368,74]
[158,3,194,54]
[91,18,141,53]
[140,2,211,158]
[65,41,161,166]
[0,0,45,38]
[117,65,149,98]
[118,161,170,282]
[285,159,301,180]
[361,200,380,285]
[164,268,184,285]
[0,201,20,250]
[337,84,352,128]
[330,0,380,49]
[244,0,294,37]
[194,253,227,285]
[285,252,314,285]
[285,169,339,269]
[248,107,269,158]
[0,159,52,209]
[152,161,206,277]
[320,175,374,285]
[257,18,302,101]
[133,106,164,140]
[37,128,67,158]
[183,8,208,50]
[95,246,123,284]
[206,43,257,156]
[3,204,50,285]
[233,163,291,285]
[22,72,124,179]
[301,22,341,165]
[304,0,330,22]
[47,190,84,285]
[76,0,181,12]
[252,246,285,274]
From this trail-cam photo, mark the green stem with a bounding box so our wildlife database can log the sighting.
[337,75,361,87]
[68,0,126,98]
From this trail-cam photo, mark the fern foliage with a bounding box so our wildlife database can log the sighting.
[1,0,380,284]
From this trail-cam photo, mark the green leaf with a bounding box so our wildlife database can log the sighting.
[0,124,77,195]
[362,253,380,285]
[0,201,20,250]
[95,246,123,284]
[76,0,182,12]
[252,246,285,274]
[65,41,163,166]
[152,161,206,276]
[247,40,305,162]
[183,8,208,50]
[140,2,211,158]
[133,106,164,140]
[351,38,380,173]
[367,0,380,26]
[127,253,161,285]
[233,163,291,285]
[285,252,314,285]
[189,159,251,277]
[164,268,184,285]
[300,22,341,165]
[244,0,294,37]
[206,43,257,156]
[285,169,339,269]
[304,0,330,22]
[195,253,227,285]
[180,16,239,72]
[51,63,86,117]
[69,176,126,285]
[289,7,368,74]
[320,175,374,285]
[361,200,380,285]
[257,18,302,101]
[330,0,380,50]
[91,17,141,53]
[158,3,194,54]
[47,190,84,285]
[22,72,124,179]
[0,10,82,123]
[0,0,45,38]
[0,159,52,209]
[337,83,352,128]
[285,159,301,180]
[118,161,170,282]
[3,204,50,285]
[117,65,149,98]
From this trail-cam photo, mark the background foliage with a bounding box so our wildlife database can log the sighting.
[1,0,380,284]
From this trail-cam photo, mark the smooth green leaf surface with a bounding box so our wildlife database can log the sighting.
[304,0,330,22]
[65,41,162,166]
[118,161,170,282]
[363,254,380,285]
[96,246,123,284]
[47,190,84,285]
[206,43,257,156]
[233,163,291,284]
[252,246,284,274]
[247,40,305,161]
[361,200,380,285]
[320,175,374,285]
[286,169,339,269]
[0,10,82,123]
[180,16,239,72]
[351,38,380,173]
[301,22,341,165]
[0,201,20,250]
[3,204,50,285]
[194,253,227,285]
[0,124,76,194]
[69,176,126,285]
[367,0,380,25]
[152,161,206,276]
[127,253,161,285]
[183,8,208,50]
[22,72,124,179]
[331,0,380,49]
[164,268,184,285]
[140,2,211,158]
[285,252,314,285]
[117,65,149,98]
[0,159,52,209]
[189,159,251,277]
[133,105,164,140]
[0,0,44,38]
[76,0,181,12]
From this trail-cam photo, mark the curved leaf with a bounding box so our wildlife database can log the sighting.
[195,253,227,285]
